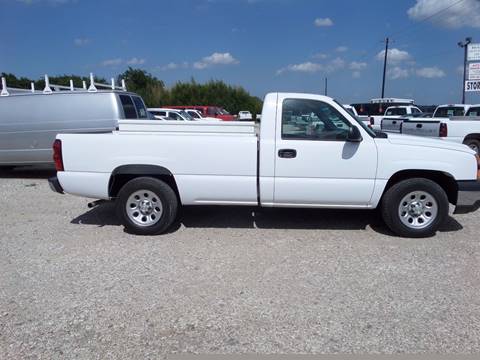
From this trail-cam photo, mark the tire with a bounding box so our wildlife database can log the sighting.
[463,138,480,155]
[116,177,178,235]
[380,178,449,238]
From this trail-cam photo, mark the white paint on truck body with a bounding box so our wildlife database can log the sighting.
[56,92,478,209]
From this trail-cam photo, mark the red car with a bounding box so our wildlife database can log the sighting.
[165,105,235,121]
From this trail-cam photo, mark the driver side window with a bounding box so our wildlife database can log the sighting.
[281,99,351,141]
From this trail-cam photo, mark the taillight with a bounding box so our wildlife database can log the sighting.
[439,123,448,137]
[53,139,64,171]
[476,155,480,180]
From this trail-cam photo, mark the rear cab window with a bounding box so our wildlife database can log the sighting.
[434,107,465,117]
[467,107,480,116]
[385,108,407,116]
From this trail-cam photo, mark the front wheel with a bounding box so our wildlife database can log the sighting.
[381,178,449,238]
[116,177,178,235]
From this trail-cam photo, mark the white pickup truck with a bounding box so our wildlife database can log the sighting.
[394,116,480,155]
[365,105,422,130]
[49,93,480,238]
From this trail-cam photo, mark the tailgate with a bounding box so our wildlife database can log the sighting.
[401,120,440,137]
[381,117,404,133]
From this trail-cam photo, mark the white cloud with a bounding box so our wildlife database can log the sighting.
[328,57,345,71]
[74,38,90,47]
[159,62,189,71]
[388,66,410,80]
[352,71,361,78]
[193,52,239,69]
[312,53,328,60]
[277,62,323,75]
[376,48,411,64]
[416,66,446,78]
[101,57,146,67]
[126,57,146,65]
[408,0,480,29]
[314,17,334,27]
[17,0,73,5]
[335,46,348,52]
[101,58,123,67]
[349,61,367,70]
[277,57,345,75]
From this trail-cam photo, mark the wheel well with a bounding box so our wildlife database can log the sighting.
[384,170,458,205]
[464,134,480,143]
[108,165,181,203]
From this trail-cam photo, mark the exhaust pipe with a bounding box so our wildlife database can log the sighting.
[87,199,107,208]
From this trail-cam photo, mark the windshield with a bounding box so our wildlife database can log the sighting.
[334,100,376,138]
[179,110,195,121]
[219,108,230,115]
[434,106,465,117]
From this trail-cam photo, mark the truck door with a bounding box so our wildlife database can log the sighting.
[273,97,378,206]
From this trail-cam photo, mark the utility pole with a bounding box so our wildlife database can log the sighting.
[458,37,472,105]
[381,37,389,98]
[324,77,328,96]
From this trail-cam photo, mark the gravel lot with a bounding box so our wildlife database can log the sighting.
[1,166,480,358]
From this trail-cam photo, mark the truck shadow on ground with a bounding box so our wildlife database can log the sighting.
[0,165,56,179]
[71,203,463,237]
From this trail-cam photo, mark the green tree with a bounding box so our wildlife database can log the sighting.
[168,79,263,116]
[2,69,263,116]
[117,67,168,107]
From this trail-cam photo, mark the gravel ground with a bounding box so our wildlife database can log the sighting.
[1,167,480,359]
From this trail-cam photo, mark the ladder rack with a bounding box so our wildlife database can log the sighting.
[1,73,127,96]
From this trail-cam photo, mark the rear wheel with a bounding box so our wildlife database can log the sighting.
[463,138,480,155]
[381,178,449,238]
[116,177,178,235]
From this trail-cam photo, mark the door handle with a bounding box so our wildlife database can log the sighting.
[416,124,423,128]
[278,149,297,158]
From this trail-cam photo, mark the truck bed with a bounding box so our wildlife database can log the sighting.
[118,120,256,134]
[57,123,259,203]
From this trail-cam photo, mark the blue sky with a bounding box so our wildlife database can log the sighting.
[1,0,479,104]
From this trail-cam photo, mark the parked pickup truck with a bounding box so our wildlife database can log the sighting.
[398,116,480,155]
[364,105,422,130]
[48,93,480,238]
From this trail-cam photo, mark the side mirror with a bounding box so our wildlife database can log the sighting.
[347,125,363,142]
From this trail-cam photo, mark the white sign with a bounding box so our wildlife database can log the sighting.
[469,63,480,80]
[465,80,480,92]
[467,43,480,61]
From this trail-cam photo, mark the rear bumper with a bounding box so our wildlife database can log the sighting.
[454,180,480,214]
[48,176,64,194]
